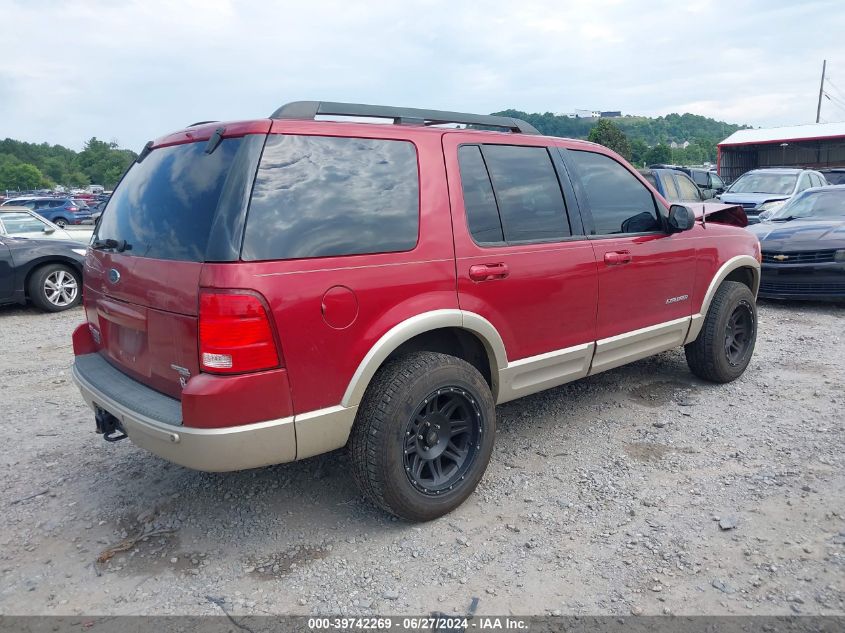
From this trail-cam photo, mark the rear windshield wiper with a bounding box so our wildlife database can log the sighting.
[91,238,132,252]
[770,216,797,222]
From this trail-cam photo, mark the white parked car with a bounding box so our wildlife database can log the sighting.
[0,207,93,243]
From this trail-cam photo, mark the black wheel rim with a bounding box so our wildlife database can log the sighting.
[403,387,483,496]
[724,301,754,366]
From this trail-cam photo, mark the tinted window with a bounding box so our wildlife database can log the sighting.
[457,145,503,243]
[96,138,245,262]
[711,173,725,189]
[243,135,419,261]
[482,145,570,242]
[690,170,709,187]
[675,174,701,201]
[570,150,661,234]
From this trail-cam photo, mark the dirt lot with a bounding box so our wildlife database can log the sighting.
[0,300,843,617]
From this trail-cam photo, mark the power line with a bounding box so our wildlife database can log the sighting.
[825,76,845,103]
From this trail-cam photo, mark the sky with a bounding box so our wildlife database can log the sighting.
[1,0,844,151]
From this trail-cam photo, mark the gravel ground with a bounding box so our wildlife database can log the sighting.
[0,300,843,617]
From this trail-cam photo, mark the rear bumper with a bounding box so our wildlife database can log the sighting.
[71,352,358,471]
[72,353,296,471]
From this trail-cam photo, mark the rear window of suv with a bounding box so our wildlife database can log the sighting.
[241,135,419,261]
[95,138,249,262]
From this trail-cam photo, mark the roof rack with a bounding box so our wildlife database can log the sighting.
[269,101,540,135]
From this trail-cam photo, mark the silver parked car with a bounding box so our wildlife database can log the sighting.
[0,207,93,243]
[719,168,827,223]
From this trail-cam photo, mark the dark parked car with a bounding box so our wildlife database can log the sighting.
[747,186,845,300]
[0,197,94,227]
[820,168,845,186]
[0,235,86,311]
[719,168,827,224]
[639,168,707,203]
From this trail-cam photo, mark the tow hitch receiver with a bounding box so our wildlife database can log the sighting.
[95,406,128,442]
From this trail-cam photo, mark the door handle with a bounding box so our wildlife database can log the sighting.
[469,263,509,282]
[604,251,632,266]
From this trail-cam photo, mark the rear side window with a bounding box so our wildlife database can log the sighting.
[457,144,571,245]
[242,135,419,261]
[483,145,571,243]
[457,146,503,243]
[96,138,247,261]
[690,170,709,187]
[570,150,661,235]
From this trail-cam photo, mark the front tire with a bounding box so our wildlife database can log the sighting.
[28,263,82,312]
[349,352,496,521]
[685,281,757,383]
[53,217,69,228]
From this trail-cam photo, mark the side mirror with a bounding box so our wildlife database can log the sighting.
[668,204,696,232]
[43,225,56,234]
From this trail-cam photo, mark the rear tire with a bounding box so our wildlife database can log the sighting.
[28,263,82,312]
[53,217,68,228]
[349,352,496,522]
[685,281,757,383]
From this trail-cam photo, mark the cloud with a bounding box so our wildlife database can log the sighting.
[0,0,843,149]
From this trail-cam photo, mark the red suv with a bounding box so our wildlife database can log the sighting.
[72,101,761,521]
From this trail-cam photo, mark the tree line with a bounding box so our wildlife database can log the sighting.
[0,137,137,192]
[1,109,746,191]
[492,110,747,167]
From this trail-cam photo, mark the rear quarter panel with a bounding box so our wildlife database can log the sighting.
[202,122,457,414]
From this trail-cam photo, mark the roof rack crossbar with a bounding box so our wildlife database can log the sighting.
[269,101,539,134]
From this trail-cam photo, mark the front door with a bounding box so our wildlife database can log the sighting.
[443,134,598,402]
[563,148,697,374]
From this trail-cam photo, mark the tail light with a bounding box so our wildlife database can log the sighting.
[199,291,281,374]
[68,206,79,212]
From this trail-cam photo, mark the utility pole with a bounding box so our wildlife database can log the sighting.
[816,59,826,123]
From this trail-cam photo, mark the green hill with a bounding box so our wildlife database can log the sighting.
[492,109,749,165]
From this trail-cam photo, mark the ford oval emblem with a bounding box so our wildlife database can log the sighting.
[108,268,121,284]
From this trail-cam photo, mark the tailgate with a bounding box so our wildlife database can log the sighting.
[85,251,202,399]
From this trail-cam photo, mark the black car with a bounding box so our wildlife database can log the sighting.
[747,185,845,301]
[0,236,86,311]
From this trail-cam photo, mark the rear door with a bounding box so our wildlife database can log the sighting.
[562,148,696,372]
[84,125,268,398]
[443,133,598,396]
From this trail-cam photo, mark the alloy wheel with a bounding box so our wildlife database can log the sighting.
[44,269,78,307]
[724,301,754,366]
[403,386,483,495]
